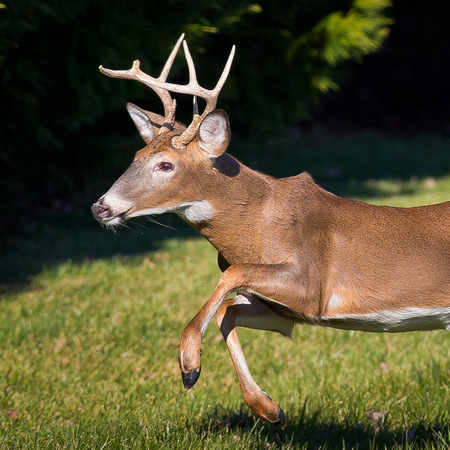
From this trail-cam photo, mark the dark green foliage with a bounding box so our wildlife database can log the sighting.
[0,0,391,228]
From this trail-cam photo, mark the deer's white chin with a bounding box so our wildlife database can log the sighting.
[104,216,123,226]
[129,201,215,224]
[97,211,130,231]
[100,192,215,225]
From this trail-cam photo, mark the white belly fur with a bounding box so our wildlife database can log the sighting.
[250,289,450,332]
[251,290,450,332]
[319,307,450,332]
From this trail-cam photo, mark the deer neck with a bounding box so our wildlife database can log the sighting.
[184,154,274,264]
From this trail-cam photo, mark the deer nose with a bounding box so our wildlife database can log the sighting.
[91,202,111,220]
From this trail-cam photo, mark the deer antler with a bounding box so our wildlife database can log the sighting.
[99,34,185,133]
[99,35,235,147]
[171,40,235,148]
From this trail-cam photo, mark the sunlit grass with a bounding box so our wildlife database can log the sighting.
[353,175,450,206]
[1,134,449,448]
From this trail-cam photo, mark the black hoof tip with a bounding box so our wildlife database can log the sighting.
[181,368,201,390]
[274,407,286,430]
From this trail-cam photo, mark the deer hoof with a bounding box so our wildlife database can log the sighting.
[181,367,201,390]
[274,406,286,430]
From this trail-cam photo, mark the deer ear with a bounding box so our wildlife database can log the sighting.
[198,110,230,158]
[126,103,158,144]
[127,103,186,144]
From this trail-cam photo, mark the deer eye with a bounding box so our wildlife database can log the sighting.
[158,162,174,172]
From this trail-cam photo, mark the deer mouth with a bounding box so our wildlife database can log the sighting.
[91,202,131,226]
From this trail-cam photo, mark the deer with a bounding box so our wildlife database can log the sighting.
[91,34,450,429]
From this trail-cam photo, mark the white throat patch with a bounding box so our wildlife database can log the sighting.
[175,201,215,224]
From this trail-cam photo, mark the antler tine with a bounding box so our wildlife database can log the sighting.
[212,45,236,99]
[159,34,185,82]
[182,40,199,87]
[182,40,200,120]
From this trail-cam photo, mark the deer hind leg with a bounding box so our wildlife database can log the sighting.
[215,294,295,429]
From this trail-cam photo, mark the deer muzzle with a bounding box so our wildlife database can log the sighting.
[91,201,112,222]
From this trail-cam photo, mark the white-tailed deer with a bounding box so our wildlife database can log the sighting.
[92,35,450,429]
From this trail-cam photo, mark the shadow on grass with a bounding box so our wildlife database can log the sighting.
[0,210,197,294]
[199,408,450,449]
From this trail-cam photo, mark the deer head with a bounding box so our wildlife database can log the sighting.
[91,35,235,228]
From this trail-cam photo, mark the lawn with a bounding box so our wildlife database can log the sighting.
[1,134,449,449]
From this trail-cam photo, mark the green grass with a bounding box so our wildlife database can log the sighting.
[1,134,449,449]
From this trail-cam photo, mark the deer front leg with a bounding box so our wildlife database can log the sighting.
[178,262,303,395]
[215,293,295,428]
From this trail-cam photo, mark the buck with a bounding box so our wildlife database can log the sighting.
[91,35,450,429]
